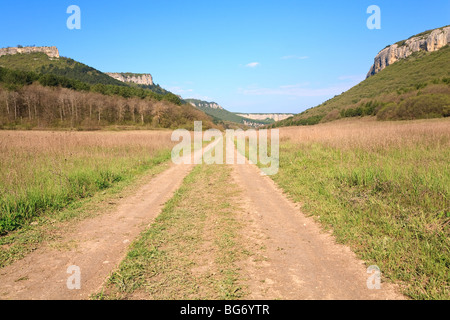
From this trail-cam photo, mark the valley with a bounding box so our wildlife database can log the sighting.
[0,4,449,304]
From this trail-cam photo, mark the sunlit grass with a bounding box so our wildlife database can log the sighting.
[270,119,449,299]
[0,130,174,234]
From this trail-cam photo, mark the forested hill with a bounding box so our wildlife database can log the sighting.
[0,52,125,86]
[0,65,217,130]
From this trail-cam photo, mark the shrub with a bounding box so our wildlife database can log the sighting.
[377,94,450,120]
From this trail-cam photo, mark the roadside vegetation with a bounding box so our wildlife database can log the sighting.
[269,119,449,299]
[0,130,175,235]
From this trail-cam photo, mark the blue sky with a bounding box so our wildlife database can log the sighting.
[0,1,449,113]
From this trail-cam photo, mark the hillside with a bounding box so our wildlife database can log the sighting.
[272,42,450,128]
[185,98,274,128]
[0,51,184,100]
[0,52,125,86]
[0,59,218,130]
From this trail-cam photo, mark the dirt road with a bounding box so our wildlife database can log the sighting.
[231,160,404,300]
[0,143,218,300]
[0,139,404,300]
[222,135,404,300]
[0,162,195,300]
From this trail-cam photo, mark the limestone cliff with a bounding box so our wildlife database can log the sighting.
[367,26,450,78]
[237,113,293,122]
[186,100,224,110]
[0,46,59,59]
[106,73,154,86]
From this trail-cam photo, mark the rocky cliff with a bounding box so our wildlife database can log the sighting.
[367,26,450,78]
[237,113,293,122]
[0,46,59,59]
[106,73,154,86]
[186,100,224,110]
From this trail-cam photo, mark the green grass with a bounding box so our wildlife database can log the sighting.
[0,152,170,234]
[0,158,171,269]
[95,164,248,300]
[268,122,449,299]
[0,131,174,235]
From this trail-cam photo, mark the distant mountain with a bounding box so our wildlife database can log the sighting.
[185,99,224,110]
[236,113,294,122]
[185,99,274,127]
[271,26,450,127]
[106,72,154,86]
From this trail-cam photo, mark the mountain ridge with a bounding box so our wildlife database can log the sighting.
[367,25,450,78]
[106,72,154,86]
[185,98,275,128]
[0,46,60,59]
[270,35,450,128]
[237,113,294,122]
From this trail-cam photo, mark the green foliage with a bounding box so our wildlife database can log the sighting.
[377,94,450,120]
[0,67,38,90]
[340,101,382,118]
[395,40,407,47]
[138,83,173,96]
[0,66,171,101]
[0,53,180,100]
[162,92,182,106]
[0,53,125,86]
[270,115,323,128]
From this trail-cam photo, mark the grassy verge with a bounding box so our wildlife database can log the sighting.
[0,130,176,267]
[94,164,249,300]
[267,119,449,299]
[0,152,172,269]
[0,130,174,234]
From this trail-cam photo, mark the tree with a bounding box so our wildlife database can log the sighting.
[163,93,182,106]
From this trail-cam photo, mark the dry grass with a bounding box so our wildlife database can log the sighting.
[279,117,450,151]
[0,130,175,234]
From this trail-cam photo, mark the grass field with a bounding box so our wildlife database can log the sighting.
[0,130,175,235]
[271,118,449,299]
